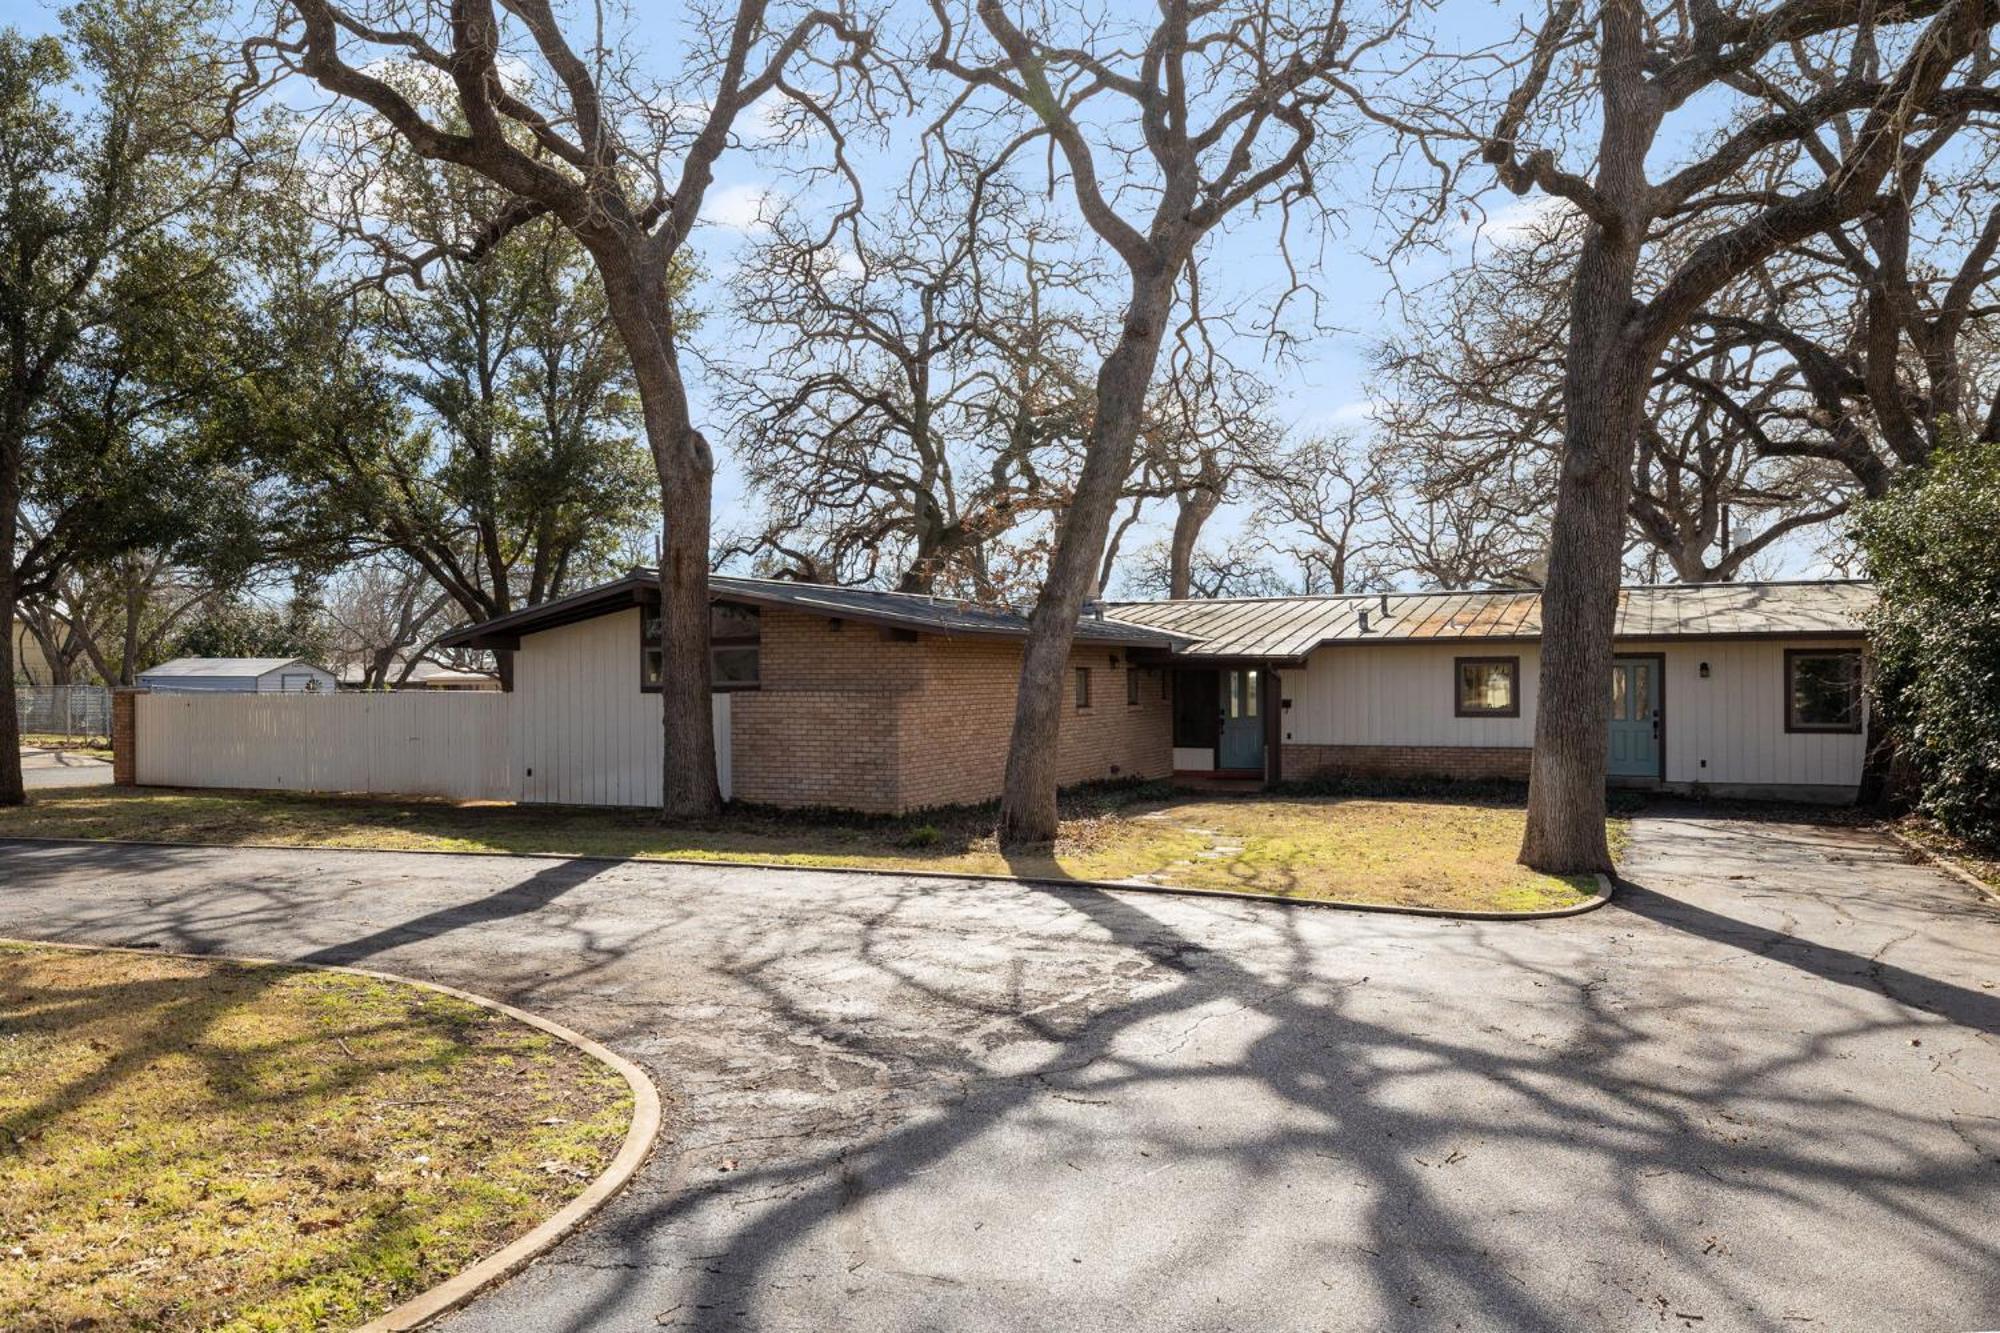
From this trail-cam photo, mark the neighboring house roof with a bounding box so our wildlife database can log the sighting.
[335,659,500,687]
[1106,580,1876,661]
[138,657,329,679]
[439,569,1187,651]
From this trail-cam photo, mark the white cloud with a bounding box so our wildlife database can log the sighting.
[1463,193,1572,248]
[702,182,781,233]
[1318,399,1378,426]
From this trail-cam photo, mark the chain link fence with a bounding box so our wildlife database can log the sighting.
[15,685,112,741]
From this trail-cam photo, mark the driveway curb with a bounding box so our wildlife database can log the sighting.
[0,933,663,1332]
[0,833,1614,922]
[1884,828,2000,907]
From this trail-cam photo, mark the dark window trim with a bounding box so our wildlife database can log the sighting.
[1784,647,1864,734]
[1075,666,1092,711]
[1454,655,1521,719]
[640,602,763,694]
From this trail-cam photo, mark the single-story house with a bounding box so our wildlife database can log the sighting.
[439,572,1875,812]
[335,659,502,691]
[137,657,338,694]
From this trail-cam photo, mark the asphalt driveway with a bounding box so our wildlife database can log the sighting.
[0,811,1995,1331]
[18,746,113,789]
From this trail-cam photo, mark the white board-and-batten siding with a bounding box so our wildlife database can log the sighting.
[135,692,513,800]
[509,608,730,807]
[1284,637,1865,791]
[133,610,731,806]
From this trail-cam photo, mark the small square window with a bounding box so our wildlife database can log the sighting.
[1455,657,1520,718]
[1075,667,1091,710]
[1786,650,1863,733]
[1126,668,1141,707]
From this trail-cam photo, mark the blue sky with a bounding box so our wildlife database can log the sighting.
[2,0,1841,591]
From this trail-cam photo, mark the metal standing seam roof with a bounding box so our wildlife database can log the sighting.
[137,657,325,678]
[1104,581,1876,660]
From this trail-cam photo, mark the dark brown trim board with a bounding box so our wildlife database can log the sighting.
[1261,666,1283,784]
[1453,656,1522,718]
[1783,646,1866,734]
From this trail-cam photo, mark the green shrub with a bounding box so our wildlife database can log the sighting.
[1854,433,2000,849]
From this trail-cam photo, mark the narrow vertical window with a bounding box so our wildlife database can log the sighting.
[1075,667,1091,710]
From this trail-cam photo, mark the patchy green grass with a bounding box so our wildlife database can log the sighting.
[0,943,632,1333]
[0,784,1613,912]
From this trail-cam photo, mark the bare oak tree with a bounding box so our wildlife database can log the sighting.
[722,168,1097,598]
[1374,0,2000,870]
[928,0,1399,845]
[249,0,874,816]
[1381,208,1856,582]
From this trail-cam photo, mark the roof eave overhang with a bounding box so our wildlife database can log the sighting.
[437,573,1188,653]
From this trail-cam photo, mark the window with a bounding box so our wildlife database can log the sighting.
[1225,668,1257,719]
[640,602,761,692]
[1455,656,1520,718]
[1126,668,1142,707]
[1075,667,1091,710]
[1786,649,1863,733]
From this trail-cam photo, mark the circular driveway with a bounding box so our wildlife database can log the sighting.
[0,810,1995,1331]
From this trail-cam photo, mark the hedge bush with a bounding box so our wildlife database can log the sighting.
[1854,434,2000,849]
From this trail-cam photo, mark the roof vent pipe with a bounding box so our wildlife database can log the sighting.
[1379,592,1390,618]
[1358,608,1371,635]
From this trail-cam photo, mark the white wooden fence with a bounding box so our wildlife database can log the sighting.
[132,690,732,804]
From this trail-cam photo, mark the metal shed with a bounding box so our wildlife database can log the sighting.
[136,657,338,694]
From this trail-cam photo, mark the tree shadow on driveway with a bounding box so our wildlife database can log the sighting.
[539,859,2000,1332]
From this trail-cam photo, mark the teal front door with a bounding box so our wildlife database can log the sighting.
[1218,669,1265,772]
[1607,657,1662,779]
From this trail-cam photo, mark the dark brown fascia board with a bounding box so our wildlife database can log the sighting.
[440,571,1183,652]
[437,573,652,650]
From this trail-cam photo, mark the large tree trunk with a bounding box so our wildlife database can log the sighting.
[1167,488,1219,599]
[0,437,24,805]
[1519,230,1645,874]
[998,277,1173,847]
[594,238,721,819]
[1518,0,1660,876]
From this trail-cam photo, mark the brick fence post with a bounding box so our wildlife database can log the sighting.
[112,687,144,786]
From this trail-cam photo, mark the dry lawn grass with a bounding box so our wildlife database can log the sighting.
[0,785,1610,912]
[0,944,631,1332]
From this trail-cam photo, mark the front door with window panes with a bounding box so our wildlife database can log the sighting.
[1218,669,1264,771]
[1607,657,1661,778]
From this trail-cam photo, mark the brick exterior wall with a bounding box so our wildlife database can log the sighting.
[896,637,1173,811]
[1282,741,1531,783]
[111,687,141,786]
[726,609,1173,814]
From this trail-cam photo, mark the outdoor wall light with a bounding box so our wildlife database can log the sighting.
[1699,662,1711,678]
